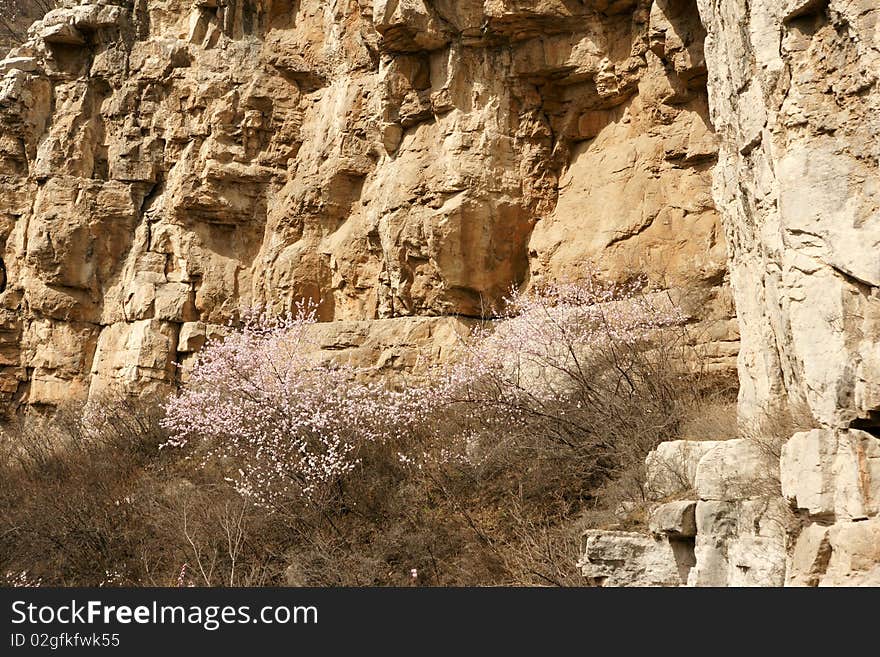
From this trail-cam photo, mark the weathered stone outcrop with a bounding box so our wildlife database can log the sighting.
[788,517,880,587]
[579,528,696,587]
[581,438,790,586]
[698,0,880,431]
[781,428,880,522]
[583,0,880,587]
[0,0,735,410]
[696,0,880,586]
[582,416,880,588]
[781,427,880,586]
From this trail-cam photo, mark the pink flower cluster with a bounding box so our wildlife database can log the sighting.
[162,302,402,507]
[403,277,686,461]
[162,276,684,505]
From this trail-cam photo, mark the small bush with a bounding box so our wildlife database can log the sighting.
[416,280,700,503]
[0,394,285,586]
[0,0,55,48]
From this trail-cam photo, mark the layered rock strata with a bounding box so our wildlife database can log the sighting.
[581,0,880,586]
[580,438,791,587]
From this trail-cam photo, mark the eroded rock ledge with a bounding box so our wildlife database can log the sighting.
[581,431,880,586]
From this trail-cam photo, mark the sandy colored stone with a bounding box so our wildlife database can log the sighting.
[693,438,772,502]
[820,518,880,587]
[688,497,789,587]
[787,523,832,587]
[177,322,207,354]
[39,24,85,46]
[788,518,880,587]
[0,0,736,410]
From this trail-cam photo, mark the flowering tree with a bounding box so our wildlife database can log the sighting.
[413,276,693,500]
[164,275,693,521]
[162,303,400,509]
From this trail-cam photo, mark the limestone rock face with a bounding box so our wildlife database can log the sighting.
[578,529,695,587]
[0,0,735,410]
[788,518,880,587]
[781,428,880,586]
[644,439,718,500]
[689,497,789,587]
[648,500,697,537]
[696,0,880,430]
[693,438,768,501]
[694,0,880,587]
[781,429,880,522]
[582,438,790,587]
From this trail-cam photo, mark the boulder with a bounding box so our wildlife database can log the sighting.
[0,57,39,74]
[725,535,788,587]
[787,523,832,587]
[820,518,880,587]
[40,24,86,46]
[781,429,880,521]
[649,500,697,537]
[644,440,718,501]
[0,0,736,412]
[688,498,789,587]
[177,322,207,354]
[578,530,689,587]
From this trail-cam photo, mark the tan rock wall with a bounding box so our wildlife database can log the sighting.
[0,0,734,410]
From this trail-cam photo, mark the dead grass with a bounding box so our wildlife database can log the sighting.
[0,368,740,586]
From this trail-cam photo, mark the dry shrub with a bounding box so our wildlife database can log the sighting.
[371,280,735,582]
[742,401,818,460]
[677,395,739,442]
[2,279,740,587]
[0,394,285,587]
[0,395,166,585]
[0,0,55,48]
[739,400,819,501]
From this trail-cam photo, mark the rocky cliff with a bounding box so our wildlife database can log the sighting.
[580,0,880,586]
[0,0,877,585]
[0,0,734,408]
[697,0,880,586]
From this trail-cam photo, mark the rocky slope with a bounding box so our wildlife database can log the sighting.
[0,0,734,407]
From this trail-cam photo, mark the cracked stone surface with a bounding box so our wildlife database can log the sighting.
[697,0,880,430]
[0,0,735,409]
